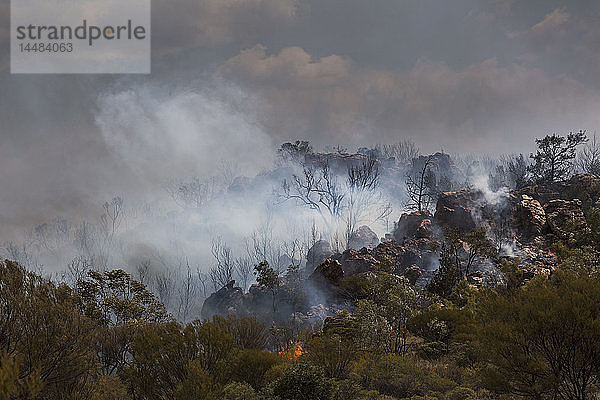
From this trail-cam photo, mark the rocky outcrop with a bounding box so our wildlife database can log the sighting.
[434,190,481,232]
[348,225,379,250]
[394,211,434,241]
[201,280,244,318]
[544,199,588,239]
[563,174,600,211]
[431,176,600,241]
[198,173,600,328]
[306,240,333,271]
[517,195,546,236]
[332,248,380,276]
[329,239,438,281]
[310,259,344,287]
[514,174,600,212]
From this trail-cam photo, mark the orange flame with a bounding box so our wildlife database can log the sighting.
[279,342,304,360]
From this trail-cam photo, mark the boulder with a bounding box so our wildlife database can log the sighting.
[394,211,434,241]
[434,190,479,232]
[243,284,288,315]
[467,271,484,287]
[306,240,333,271]
[310,259,344,286]
[416,219,434,239]
[348,225,380,250]
[544,199,588,239]
[332,248,380,276]
[201,280,244,318]
[518,195,546,236]
[308,259,345,304]
[403,265,422,285]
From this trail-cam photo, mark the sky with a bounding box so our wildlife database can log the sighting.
[1,0,600,240]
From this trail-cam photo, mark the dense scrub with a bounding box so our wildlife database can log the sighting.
[2,232,600,400]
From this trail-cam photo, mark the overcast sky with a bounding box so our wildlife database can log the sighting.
[1,0,600,239]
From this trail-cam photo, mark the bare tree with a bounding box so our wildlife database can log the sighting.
[209,236,233,290]
[376,139,420,164]
[489,154,530,190]
[61,256,92,292]
[577,133,600,175]
[53,217,71,242]
[281,161,345,221]
[489,216,514,255]
[245,212,290,274]
[164,176,221,209]
[74,221,97,259]
[345,160,392,246]
[136,259,152,286]
[97,196,124,267]
[283,156,391,249]
[177,261,197,322]
[196,267,210,298]
[30,217,72,265]
[330,230,346,253]
[154,270,175,309]
[280,238,303,267]
[2,241,40,272]
[248,214,274,264]
[234,257,254,291]
[405,156,436,212]
[347,157,380,191]
[100,196,124,239]
[32,222,53,255]
[506,154,530,189]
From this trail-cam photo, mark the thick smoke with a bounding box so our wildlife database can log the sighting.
[95,84,276,184]
[1,81,408,319]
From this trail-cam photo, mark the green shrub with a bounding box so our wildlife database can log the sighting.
[226,349,282,389]
[417,341,448,360]
[352,354,426,398]
[221,381,259,400]
[271,362,335,400]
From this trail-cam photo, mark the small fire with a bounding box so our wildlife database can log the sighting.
[548,250,557,259]
[279,342,305,360]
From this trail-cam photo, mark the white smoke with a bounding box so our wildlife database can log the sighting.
[95,83,275,184]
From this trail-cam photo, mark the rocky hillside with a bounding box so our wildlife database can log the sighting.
[201,174,600,326]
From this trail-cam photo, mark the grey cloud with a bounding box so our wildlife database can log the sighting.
[220,45,351,88]
[220,45,600,152]
[151,0,298,56]
[508,9,570,54]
